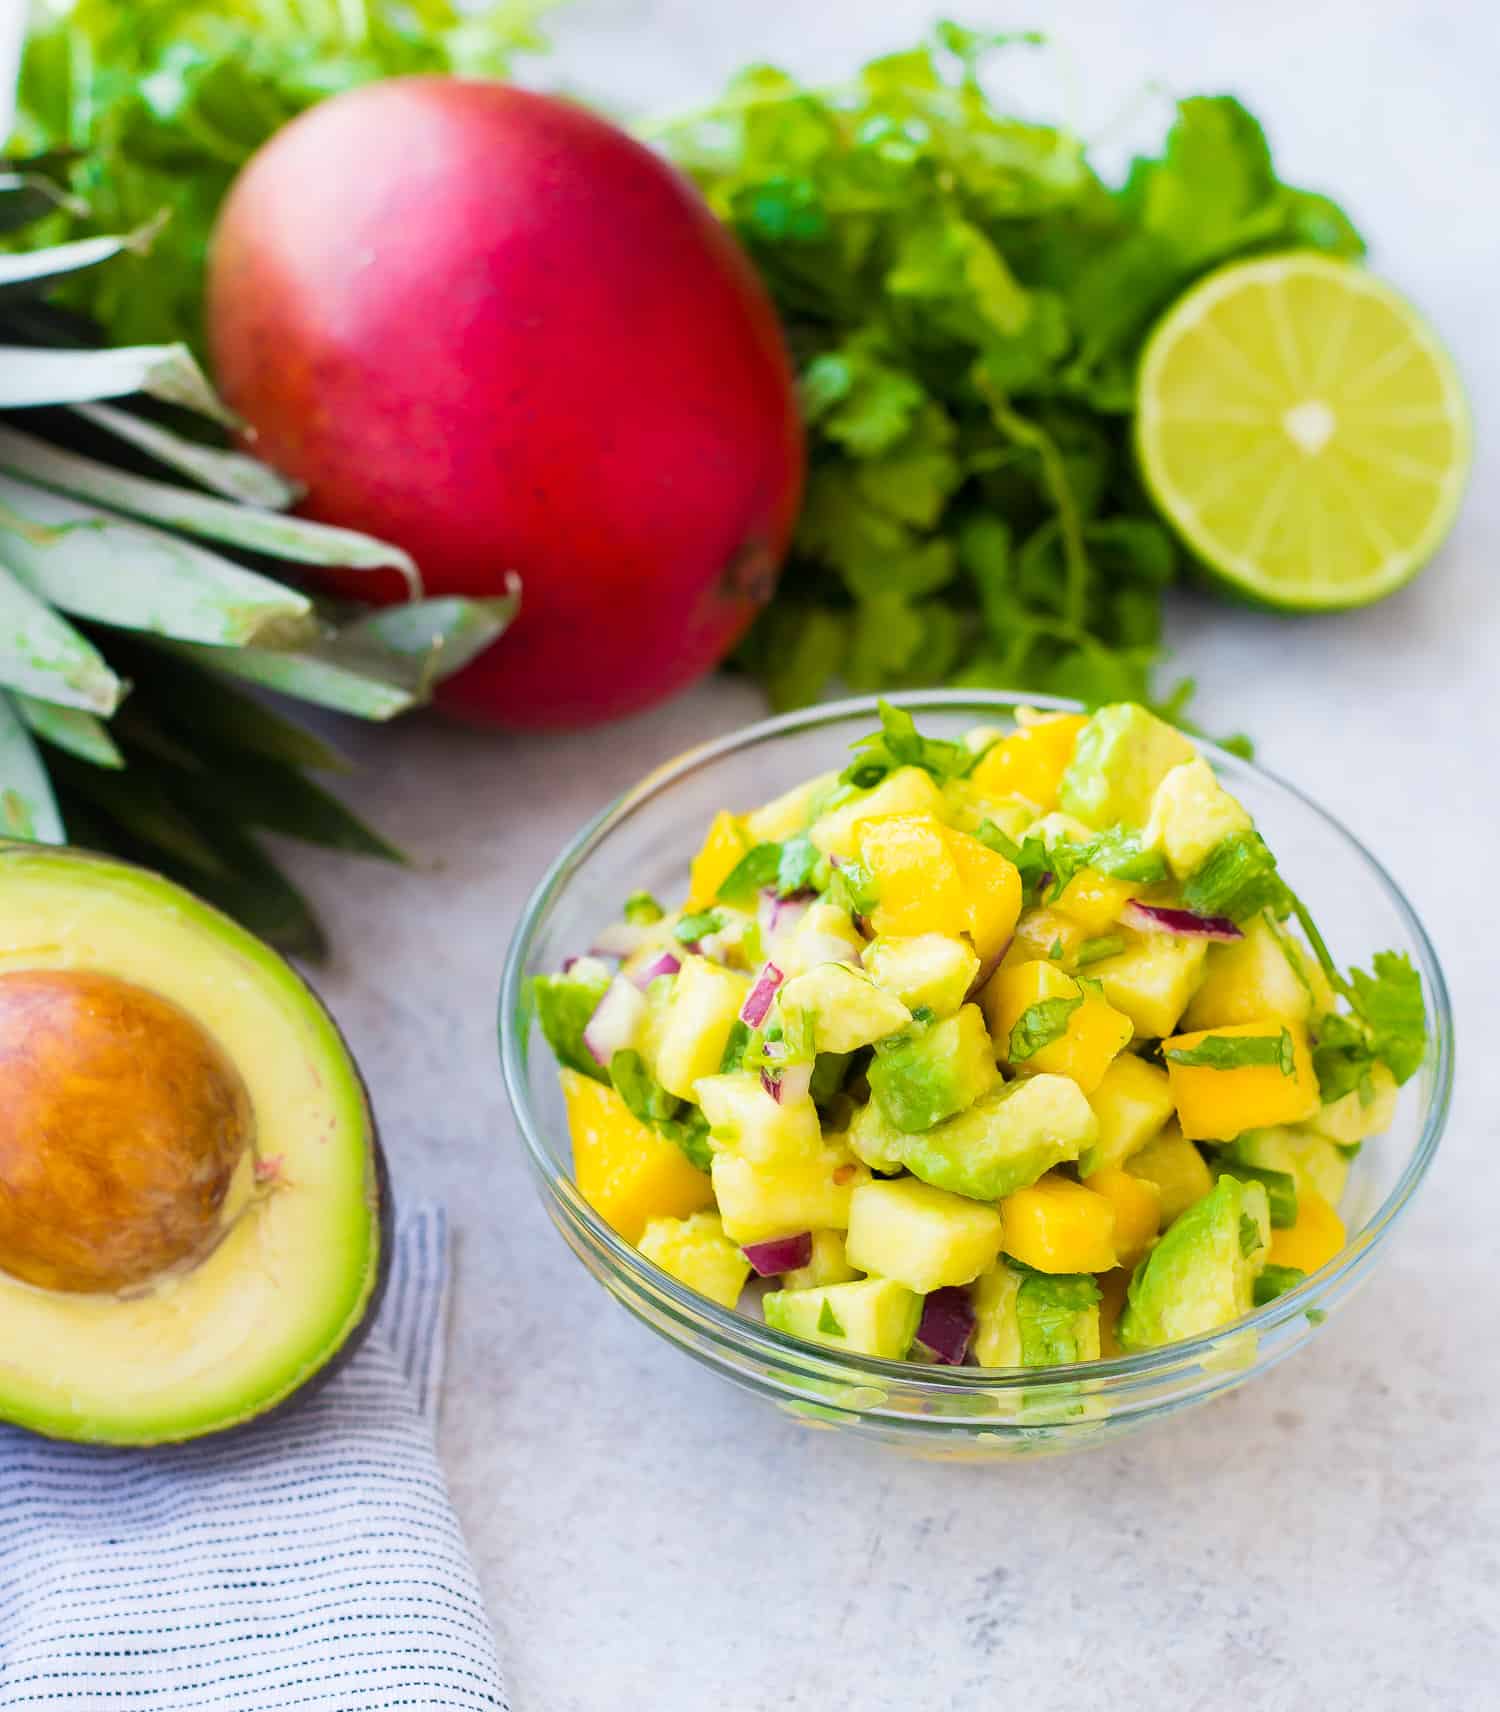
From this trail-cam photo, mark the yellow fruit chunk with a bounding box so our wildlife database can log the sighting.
[1052,869,1138,935]
[1269,1188,1347,1275]
[562,1068,713,1243]
[686,809,749,910]
[1000,1172,1117,1273]
[1001,908,1086,969]
[858,814,967,939]
[1084,1168,1161,1267]
[1081,1053,1175,1177]
[811,766,946,860]
[1164,1020,1320,1142]
[745,772,834,843]
[638,1212,751,1310]
[942,827,1022,963]
[1126,1124,1214,1224]
[969,714,1088,809]
[983,959,1132,1094]
[1096,1267,1132,1357]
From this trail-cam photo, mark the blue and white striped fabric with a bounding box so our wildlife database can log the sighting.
[0,1205,508,1711]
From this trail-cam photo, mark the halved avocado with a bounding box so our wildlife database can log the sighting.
[0,842,387,1444]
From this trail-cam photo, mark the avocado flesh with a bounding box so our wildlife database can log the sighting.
[0,844,385,1445]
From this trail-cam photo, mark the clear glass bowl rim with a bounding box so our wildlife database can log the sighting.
[498,690,1453,1400]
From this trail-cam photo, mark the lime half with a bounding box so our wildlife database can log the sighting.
[1136,253,1471,609]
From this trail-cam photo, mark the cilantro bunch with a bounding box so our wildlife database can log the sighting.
[665,24,1364,711]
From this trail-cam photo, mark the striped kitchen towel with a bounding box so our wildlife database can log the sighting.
[0,1205,508,1711]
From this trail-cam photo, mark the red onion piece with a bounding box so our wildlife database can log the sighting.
[561,955,580,974]
[758,888,813,943]
[742,1232,814,1277]
[582,977,646,1066]
[760,1062,812,1105]
[741,962,784,1028]
[916,1287,976,1365]
[628,951,681,989]
[1121,900,1243,942]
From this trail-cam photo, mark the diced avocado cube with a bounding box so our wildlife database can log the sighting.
[1080,1054,1175,1177]
[845,1096,908,1172]
[1253,1263,1306,1306]
[862,932,980,1017]
[1182,913,1312,1031]
[1117,1175,1269,1350]
[655,956,752,1101]
[972,1262,1024,1367]
[1126,1125,1214,1224]
[844,1177,1005,1294]
[1016,1272,1103,1365]
[744,771,837,843]
[868,1005,998,1133]
[694,1069,821,1164]
[1208,1152,1298,1227]
[1086,932,1207,1039]
[1143,758,1254,878]
[711,1143,868,1244]
[763,1277,922,1359]
[1057,703,1197,830]
[895,1074,1096,1202]
[638,1212,752,1310]
[777,962,912,1055]
[1233,1126,1350,1211]
[809,765,947,860]
[1302,1061,1398,1147]
[783,1229,861,1291]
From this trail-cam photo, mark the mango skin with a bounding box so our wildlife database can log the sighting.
[0,971,253,1294]
[206,79,804,729]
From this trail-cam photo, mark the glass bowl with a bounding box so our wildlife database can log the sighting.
[499,693,1452,1459]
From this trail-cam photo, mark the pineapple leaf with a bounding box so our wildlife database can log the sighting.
[0,690,66,841]
[0,231,147,298]
[0,341,234,421]
[0,473,315,646]
[0,422,421,595]
[74,402,300,507]
[166,593,518,720]
[0,557,122,712]
[106,641,351,773]
[44,747,231,876]
[13,694,123,767]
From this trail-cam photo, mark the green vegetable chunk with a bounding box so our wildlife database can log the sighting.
[1166,1029,1296,1075]
[1118,1176,1270,1350]
[532,966,611,1081]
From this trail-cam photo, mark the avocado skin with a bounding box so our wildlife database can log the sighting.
[0,843,393,1447]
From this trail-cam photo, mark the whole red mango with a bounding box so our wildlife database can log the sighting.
[206,79,803,727]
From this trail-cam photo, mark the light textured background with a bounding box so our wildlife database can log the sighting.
[282,4,1500,1707]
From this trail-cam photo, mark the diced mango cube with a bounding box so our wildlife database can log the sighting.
[858,814,967,939]
[969,714,1088,810]
[686,809,749,911]
[942,826,1023,962]
[1164,1020,1320,1141]
[563,1068,713,1242]
[638,1212,752,1309]
[1000,1172,1118,1273]
[1053,868,1138,935]
[1084,1168,1161,1267]
[982,959,1133,1094]
[1268,1187,1346,1275]
[810,766,947,860]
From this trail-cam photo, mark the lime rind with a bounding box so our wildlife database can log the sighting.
[1135,253,1472,611]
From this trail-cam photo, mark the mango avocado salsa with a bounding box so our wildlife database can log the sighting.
[535,702,1425,1367]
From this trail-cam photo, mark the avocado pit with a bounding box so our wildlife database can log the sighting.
[0,969,254,1294]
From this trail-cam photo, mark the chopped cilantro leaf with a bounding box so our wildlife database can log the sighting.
[531,970,612,1082]
[840,699,973,789]
[1079,828,1169,884]
[827,858,879,917]
[1253,1264,1306,1306]
[776,833,822,896]
[817,1299,846,1337]
[716,844,783,904]
[1007,992,1083,1062]
[1076,934,1125,968]
[1349,952,1427,1084]
[1048,937,1065,961]
[1182,832,1289,922]
[609,1050,714,1170]
[1166,1029,1295,1075]
[674,910,724,945]
[718,1020,752,1074]
[975,820,1050,906]
[623,890,665,925]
